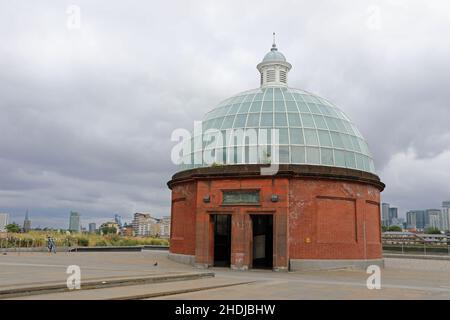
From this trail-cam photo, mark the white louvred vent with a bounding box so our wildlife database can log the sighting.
[280,70,287,83]
[267,69,276,82]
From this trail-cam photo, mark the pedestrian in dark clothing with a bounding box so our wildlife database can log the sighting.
[47,236,56,254]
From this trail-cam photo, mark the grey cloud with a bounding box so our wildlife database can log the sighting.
[1,0,450,226]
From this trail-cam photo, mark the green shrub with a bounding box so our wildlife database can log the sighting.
[95,240,108,247]
[425,227,441,234]
[387,226,402,232]
[120,239,139,246]
[76,237,89,246]
[2,231,169,248]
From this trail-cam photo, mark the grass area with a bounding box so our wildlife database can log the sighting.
[0,231,169,248]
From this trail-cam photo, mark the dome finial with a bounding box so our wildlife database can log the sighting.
[257,34,291,87]
[271,32,277,51]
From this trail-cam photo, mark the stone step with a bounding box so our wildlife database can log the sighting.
[8,278,252,300]
[0,271,214,299]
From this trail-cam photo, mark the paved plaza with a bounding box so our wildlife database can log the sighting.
[2,250,450,299]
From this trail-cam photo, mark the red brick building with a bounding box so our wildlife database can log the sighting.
[168,39,385,271]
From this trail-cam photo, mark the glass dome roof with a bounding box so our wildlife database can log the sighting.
[179,86,376,174]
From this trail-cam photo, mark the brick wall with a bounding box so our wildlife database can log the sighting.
[169,173,382,267]
[288,178,382,260]
[169,181,197,255]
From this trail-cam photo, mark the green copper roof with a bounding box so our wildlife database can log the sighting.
[179,86,376,174]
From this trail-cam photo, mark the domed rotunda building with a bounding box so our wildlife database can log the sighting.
[168,38,385,271]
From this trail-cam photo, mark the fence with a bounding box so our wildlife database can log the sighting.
[382,232,450,255]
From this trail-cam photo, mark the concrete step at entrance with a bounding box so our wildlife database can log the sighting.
[0,271,214,299]
[9,278,252,300]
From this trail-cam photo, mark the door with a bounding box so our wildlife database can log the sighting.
[251,214,273,269]
[213,214,232,267]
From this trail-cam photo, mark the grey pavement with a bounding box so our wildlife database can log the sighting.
[0,250,191,289]
[3,251,450,299]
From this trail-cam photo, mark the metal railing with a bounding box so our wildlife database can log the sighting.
[382,232,450,256]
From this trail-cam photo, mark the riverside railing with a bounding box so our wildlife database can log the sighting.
[382,232,450,256]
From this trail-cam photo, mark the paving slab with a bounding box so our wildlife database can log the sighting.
[0,250,192,289]
[3,252,450,299]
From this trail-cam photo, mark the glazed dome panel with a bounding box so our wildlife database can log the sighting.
[179,86,376,174]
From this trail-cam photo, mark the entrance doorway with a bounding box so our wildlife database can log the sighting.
[251,215,273,269]
[213,214,231,267]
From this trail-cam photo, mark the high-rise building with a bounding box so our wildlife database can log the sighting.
[441,201,450,231]
[114,214,123,228]
[389,207,398,221]
[428,212,440,230]
[406,211,418,229]
[159,216,171,238]
[381,203,390,227]
[415,210,428,230]
[0,213,9,232]
[23,210,31,232]
[380,204,399,227]
[69,211,81,232]
[426,209,442,230]
[88,223,96,233]
[407,209,441,230]
[439,209,450,231]
[132,213,157,236]
[441,200,450,231]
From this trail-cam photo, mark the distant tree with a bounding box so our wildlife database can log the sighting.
[5,223,21,233]
[387,226,402,232]
[100,226,117,235]
[425,227,441,234]
[381,226,388,232]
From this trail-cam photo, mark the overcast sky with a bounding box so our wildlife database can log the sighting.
[1,1,450,228]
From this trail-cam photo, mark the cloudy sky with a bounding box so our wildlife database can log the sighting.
[1,0,449,228]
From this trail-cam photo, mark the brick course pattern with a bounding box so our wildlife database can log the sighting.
[168,164,384,270]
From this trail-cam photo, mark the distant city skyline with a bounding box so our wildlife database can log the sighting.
[5,198,450,230]
[1,2,450,228]
[0,209,169,230]
[381,200,450,231]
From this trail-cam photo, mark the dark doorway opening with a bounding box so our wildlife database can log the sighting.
[213,214,231,267]
[251,215,273,269]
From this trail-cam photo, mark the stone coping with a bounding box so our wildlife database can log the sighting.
[168,164,384,191]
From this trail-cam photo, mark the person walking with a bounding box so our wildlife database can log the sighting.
[47,235,56,254]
